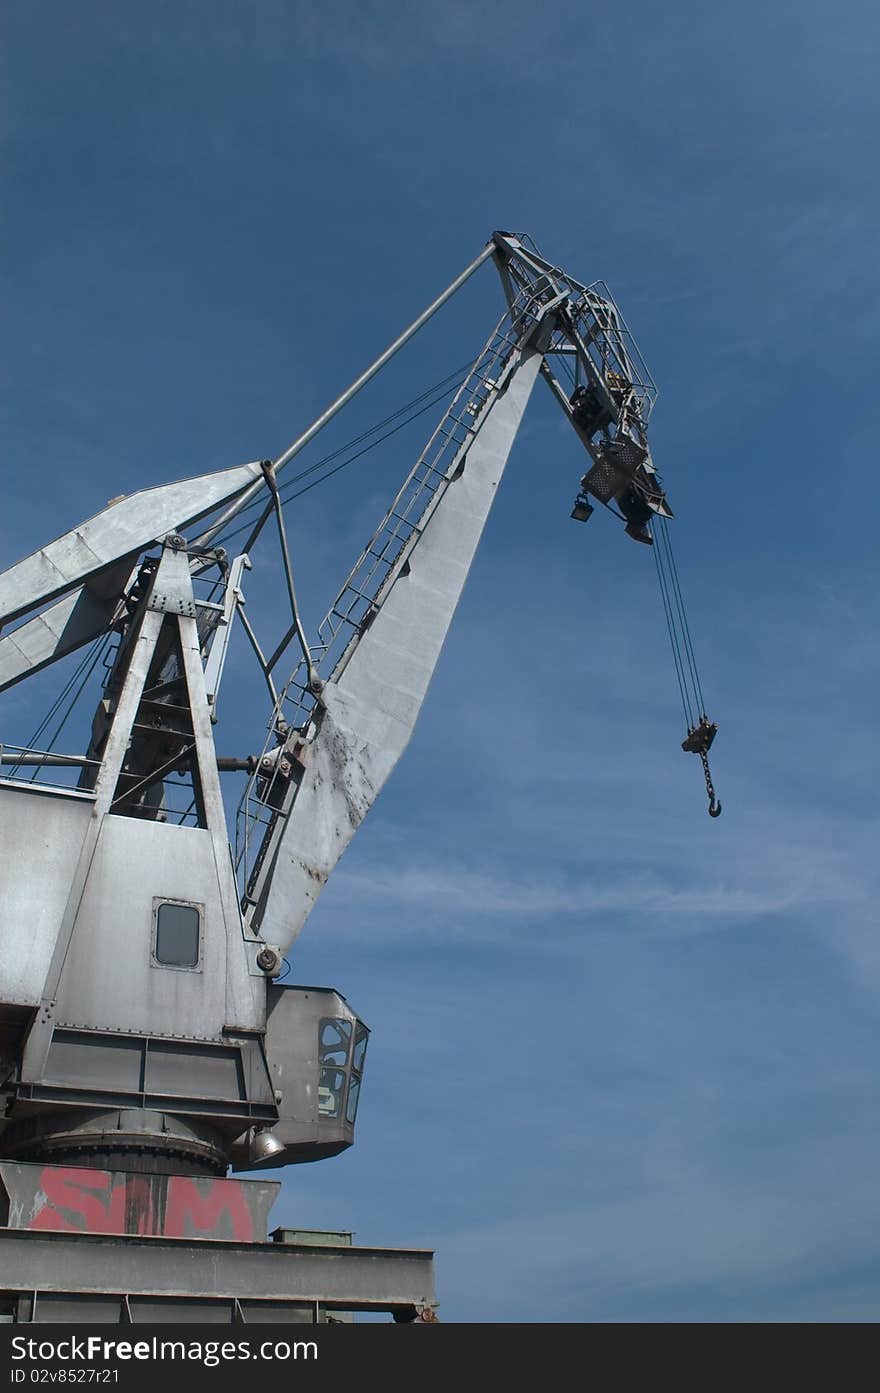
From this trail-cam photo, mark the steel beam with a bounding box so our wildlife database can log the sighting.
[0,463,263,628]
[0,1227,435,1312]
[0,583,120,694]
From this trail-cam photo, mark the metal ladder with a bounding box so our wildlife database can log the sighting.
[233,285,545,892]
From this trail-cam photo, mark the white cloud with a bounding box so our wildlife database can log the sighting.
[325,857,842,932]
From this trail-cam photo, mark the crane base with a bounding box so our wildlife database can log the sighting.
[0,1161,435,1324]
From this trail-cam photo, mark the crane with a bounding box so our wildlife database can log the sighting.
[0,231,718,1192]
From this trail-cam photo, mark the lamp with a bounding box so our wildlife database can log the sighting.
[248,1127,285,1164]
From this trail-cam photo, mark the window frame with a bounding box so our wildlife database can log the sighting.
[150,897,205,973]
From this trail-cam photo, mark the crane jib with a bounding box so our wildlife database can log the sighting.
[245,346,547,951]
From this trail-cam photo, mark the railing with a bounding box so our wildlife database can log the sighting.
[0,744,100,794]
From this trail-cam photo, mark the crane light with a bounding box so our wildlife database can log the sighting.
[248,1127,285,1164]
[570,493,594,523]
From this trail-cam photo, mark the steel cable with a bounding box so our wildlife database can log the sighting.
[208,363,472,551]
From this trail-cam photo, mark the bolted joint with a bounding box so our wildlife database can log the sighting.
[259,459,279,495]
[256,945,284,977]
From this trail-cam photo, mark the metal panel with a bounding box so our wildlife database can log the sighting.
[0,1162,280,1240]
[227,1302,315,1324]
[0,785,93,1007]
[55,817,262,1039]
[30,1294,122,1323]
[255,348,544,951]
[0,461,264,626]
[146,1042,243,1098]
[0,578,126,693]
[43,1032,142,1090]
[0,1227,436,1310]
[272,1228,352,1246]
[20,600,179,1084]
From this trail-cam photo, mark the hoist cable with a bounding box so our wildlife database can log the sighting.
[260,364,470,511]
[211,379,465,553]
[207,362,473,551]
[21,631,110,755]
[654,520,703,723]
[21,630,113,779]
[650,515,722,816]
[278,385,461,505]
[21,645,96,752]
[37,632,114,757]
[658,519,706,716]
[652,534,694,730]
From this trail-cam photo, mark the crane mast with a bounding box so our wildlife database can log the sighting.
[0,233,706,1320]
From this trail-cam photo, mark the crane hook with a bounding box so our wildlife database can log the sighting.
[699,748,722,818]
[681,718,722,820]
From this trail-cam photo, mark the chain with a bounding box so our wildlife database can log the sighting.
[699,749,722,818]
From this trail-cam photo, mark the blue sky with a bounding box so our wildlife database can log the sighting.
[2,1,879,1321]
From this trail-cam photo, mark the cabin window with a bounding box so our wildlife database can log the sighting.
[153,901,202,969]
[318,1018,351,1117]
[347,1022,369,1123]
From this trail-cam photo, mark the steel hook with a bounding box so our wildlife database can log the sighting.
[693,743,721,820]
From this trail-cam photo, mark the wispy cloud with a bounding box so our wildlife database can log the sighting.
[326,857,847,933]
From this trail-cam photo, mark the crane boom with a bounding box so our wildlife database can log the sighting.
[236,233,676,949]
[245,337,547,949]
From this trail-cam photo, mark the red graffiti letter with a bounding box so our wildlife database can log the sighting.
[163,1177,254,1240]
